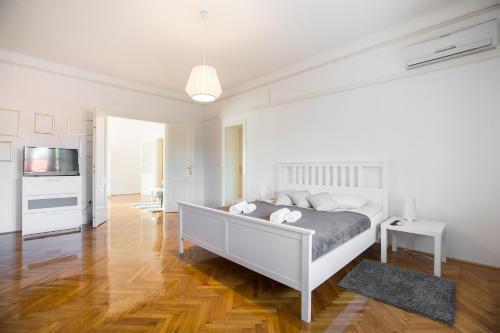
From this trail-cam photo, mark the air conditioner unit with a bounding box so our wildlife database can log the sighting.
[405,19,498,69]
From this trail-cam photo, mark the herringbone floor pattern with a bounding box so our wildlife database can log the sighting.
[0,195,499,332]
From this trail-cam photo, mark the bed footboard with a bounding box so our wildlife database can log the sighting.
[178,201,314,322]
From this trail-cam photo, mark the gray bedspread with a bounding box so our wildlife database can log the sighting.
[221,201,371,261]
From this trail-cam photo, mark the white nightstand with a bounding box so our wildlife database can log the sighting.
[381,217,447,277]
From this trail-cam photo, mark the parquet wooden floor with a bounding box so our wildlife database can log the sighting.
[0,194,499,332]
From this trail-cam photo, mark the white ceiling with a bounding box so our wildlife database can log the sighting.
[0,0,481,96]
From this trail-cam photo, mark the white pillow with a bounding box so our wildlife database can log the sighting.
[274,190,296,205]
[306,192,339,211]
[332,194,368,209]
[288,190,312,208]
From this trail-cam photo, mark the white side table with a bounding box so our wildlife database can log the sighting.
[381,217,446,277]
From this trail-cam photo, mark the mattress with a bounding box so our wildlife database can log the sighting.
[343,203,384,228]
[260,200,384,227]
[224,201,373,261]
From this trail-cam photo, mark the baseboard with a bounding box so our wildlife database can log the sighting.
[382,244,500,271]
[0,230,20,235]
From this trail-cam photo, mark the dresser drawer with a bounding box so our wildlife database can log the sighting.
[23,193,81,214]
[22,210,81,236]
[22,176,81,196]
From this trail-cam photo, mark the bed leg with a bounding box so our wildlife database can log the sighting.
[179,238,184,254]
[179,206,184,254]
[301,233,312,323]
[301,290,312,323]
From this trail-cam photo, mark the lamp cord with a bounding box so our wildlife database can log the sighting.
[201,11,207,65]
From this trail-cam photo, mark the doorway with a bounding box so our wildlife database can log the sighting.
[93,110,196,227]
[106,117,165,213]
[223,121,246,206]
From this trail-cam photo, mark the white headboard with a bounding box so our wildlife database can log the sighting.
[277,161,388,217]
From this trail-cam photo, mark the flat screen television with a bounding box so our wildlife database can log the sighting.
[23,146,80,176]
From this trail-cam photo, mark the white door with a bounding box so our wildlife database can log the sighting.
[166,124,195,212]
[140,141,155,196]
[93,109,108,228]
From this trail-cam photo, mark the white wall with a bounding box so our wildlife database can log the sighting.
[0,58,203,233]
[107,117,164,195]
[204,9,500,267]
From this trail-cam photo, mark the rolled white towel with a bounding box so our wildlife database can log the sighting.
[229,201,248,214]
[242,203,256,214]
[284,210,302,223]
[269,208,290,224]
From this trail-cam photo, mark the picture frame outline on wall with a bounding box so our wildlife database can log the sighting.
[0,141,13,162]
[79,136,93,158]
[67,117,93,136]
[0,108,21,137]
[34,113,55,135]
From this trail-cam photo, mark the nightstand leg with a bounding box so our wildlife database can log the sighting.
[381,227,387,263]
[391,232,397,252]
[434,235,441,277]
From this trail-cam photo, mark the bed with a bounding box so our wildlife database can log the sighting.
[178,162,388,322]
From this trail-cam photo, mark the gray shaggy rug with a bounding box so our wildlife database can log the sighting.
[338,259,455,325]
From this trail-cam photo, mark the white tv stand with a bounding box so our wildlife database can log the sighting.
[22,176,82,238]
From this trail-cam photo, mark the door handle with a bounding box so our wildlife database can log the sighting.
[186,165,193,175]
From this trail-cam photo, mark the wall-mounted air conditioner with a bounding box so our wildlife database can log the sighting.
[405,19,498,69]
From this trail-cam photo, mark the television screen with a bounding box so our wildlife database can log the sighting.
[23,147,79,176]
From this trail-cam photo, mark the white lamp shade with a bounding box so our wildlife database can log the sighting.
[185,65,222,102]
[403,195,417,222]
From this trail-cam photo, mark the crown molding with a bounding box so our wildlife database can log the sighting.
[219,1,500,101]
[203,48,500,121]
[0,48,196,104]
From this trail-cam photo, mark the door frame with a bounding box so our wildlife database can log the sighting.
[97,113,168,212]
[222,119,247,206]
[162,124,168,212]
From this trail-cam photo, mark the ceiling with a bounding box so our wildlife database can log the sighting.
[0,0,478,96]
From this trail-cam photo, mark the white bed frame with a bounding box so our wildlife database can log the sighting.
[178,161,388,322]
